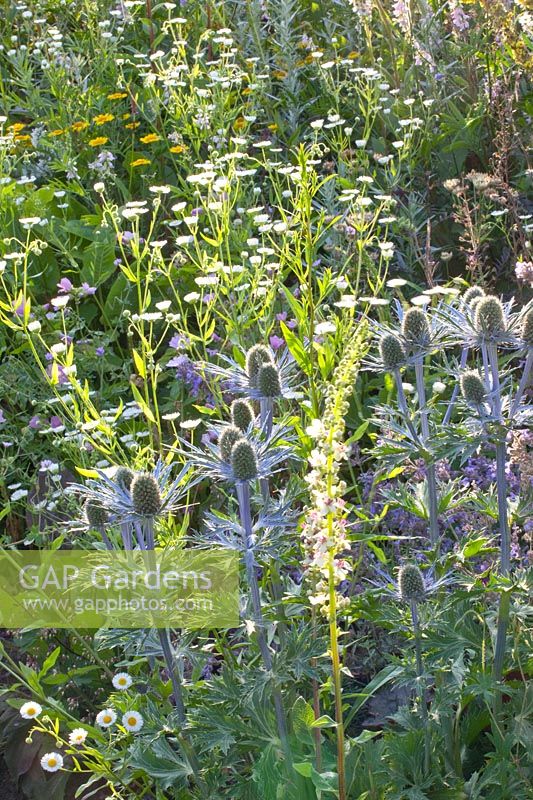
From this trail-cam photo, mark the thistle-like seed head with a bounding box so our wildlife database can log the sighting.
[474,295,505,336]
[231,438,258,482]
[115,467,134,491]
[521,307,533,347]
[463,286,485,306]
[231,399,255,431]
[398,564,426,603]
[257,363,282,397]
[84,499,108,528]
[460,370,486,405]
[379,333,406,370]
[219,425,242,462]
[245,344,273,387]
[131,473,162,517]
[401,307,431,348]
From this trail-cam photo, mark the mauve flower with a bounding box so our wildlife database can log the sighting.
[57,277,74,294]
[169,334,188,350]
[14,300,28,318]
[0,409,6,424]
[81,282,97,296]
[50,416,63,429]
[276,312,288,322]
[269,334,284,350]
[28,415,41,429]
[95,346,105,356]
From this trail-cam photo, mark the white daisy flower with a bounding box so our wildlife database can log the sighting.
[122,711,144,732]
[68,728,88,746]
[96,708,117,728]
[112,673,132,691]
[20,701,42,720]
[41,752,63,772]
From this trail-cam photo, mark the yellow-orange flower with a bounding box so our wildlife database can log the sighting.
[107,92,128,100]
[169,144,187,153]
[125,122,140,130]
[14,134,32,143]
[234,116,246,131]
[268,123,278,132]
[71,121,89,132]
[130,158,151,167]
[8,123,26,133]
[139,133,160,144]
[122,113,131,120]
[48,129,66,137]
[89,136,109,147]
[93,113,114,126]
[272,69,287,79]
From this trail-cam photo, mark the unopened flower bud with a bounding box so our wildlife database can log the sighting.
[219,425,242,462]
[115,467,134,490]
[460,370,486,405]
[379,333,405,369]
[231,399,255,431]
[257,363,282,397]
[474,295,505,336]
[401,307,431,348]
[521,306,533,347]
[231,438,258,482]
[245,344,273,387]
[84,499,108,528]
[131,473,162,516]
[463,285,484,305]
[398,564,425,603]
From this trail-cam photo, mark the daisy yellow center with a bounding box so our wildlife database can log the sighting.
[128,717,137,726]
[119,678,127,685]
[48,758,57,767]
[103,715,112,723]
[27,707,37,716]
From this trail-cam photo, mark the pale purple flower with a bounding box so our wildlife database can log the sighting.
[450,2,470,32]
[95,346,105,356]
[0,409,6,425]
[28,415,41,429]
[50,416,63,429]
[269,334,284,350]
[81,282,97,296]
[57,277,74,294]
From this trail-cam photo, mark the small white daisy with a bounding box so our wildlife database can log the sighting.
[112,672,133,691]
[20,701,42,720]
[96,708,117,728]
[41,752,63,772]
[122,711,144,733]
[68,728,88,746]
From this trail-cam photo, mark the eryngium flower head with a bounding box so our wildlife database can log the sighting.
[84,499,108,528]
[460,370,486,405]
[463,286,485,306]
[131,473,162,517]
[231,399,255,431]
[257,363,282,397]
[474,296,505,337]
[401,307,431,349]
[398,564,426,603]
[231,438,258,482]
[521,307,533,347]
[115,467,134,491]
[219,425,242,462]
[246,344,274,388]
[379,333,406,370]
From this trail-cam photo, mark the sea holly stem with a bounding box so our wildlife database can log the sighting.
[414,360,439,546]
[410,599,430,775]
[510,350,533,417]
[443,346,469,425]
[392,367,420,442]
[235,480,291,765]
[259,397,273,502]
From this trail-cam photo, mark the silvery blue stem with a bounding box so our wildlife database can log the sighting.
[393,368,420,443]
[134,520,146,550]
[236,480,291,763]
[414,360,439,546]
[510,350,533,417]
[443,346,469,425]
[410,600,430,775]
[487,343,511,714]
[97,523,113,551]
[259,397,273,503]
[120,521,133,550]
[481,344,490,388]
[143,517,186,723]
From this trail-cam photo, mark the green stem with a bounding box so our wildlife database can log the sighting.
[328,554,346,800]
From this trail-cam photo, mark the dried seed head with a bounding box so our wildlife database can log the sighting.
[131,473,162,517]
[257,363,282,397]
[398,564,426,603]
[401,307,431,348]
[115,467,134,491]
[84,499,108,528]
[474,296,505,336]
[379,333,406,370]
[460,370,486,405]
[219,425,242,462]
[463,286,485,306]
[245,344,273,387]
[521,307,533,347]
[231,438,258,482]
[231,399,255,432]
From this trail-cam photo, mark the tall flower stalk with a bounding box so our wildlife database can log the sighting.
[301,322,368,800]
